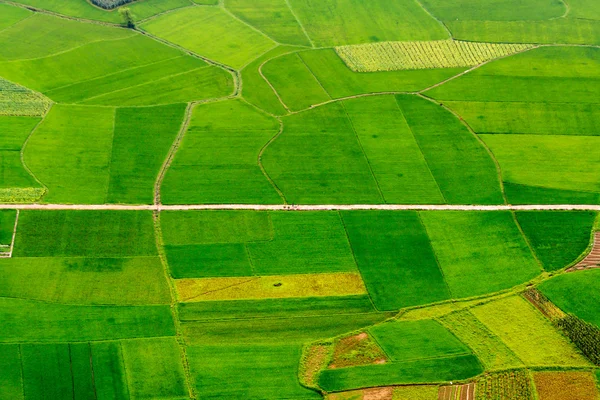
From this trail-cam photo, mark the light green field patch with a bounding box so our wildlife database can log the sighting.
[262,52,331,111]
[420,0,566,21]
[568,0,600,20]
[471,296,591,367]
[126,0,195,21]
[141,6,275,69]
[6,0,122,23]
[0,257,171,305]
[482,134,600,195]
[23,105,113,204]
[226,0,311,46]
[0,13,132,61]
[420,211,541,298]
[161,99,282,204]
[261,102,383,204]
[176,272,366,301]
[446,101,600,136]
[439,310,524,370]
[287,0,448,46]
[0,78,51,116]
[336,40,533,72]
[0,3,31,31]
[446,19,600,45]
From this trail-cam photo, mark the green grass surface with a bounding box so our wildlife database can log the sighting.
[505,183,600,205]
[0,256,170,305]
[568,0,600,19]
[540,269,600,328]
[162,210,356,277]
[178,295,375,320]
[121,338,188,399]
[141,6,275,69]
[226,0,311,46]
[439,310,524,370]
[0,297,174,342]
[287,0,448,46]
[14,210,156,257]
[482,135,600,202]
[0,116,41,190]
[106,104,186,204]
[0,4,31,31]
[516,211,597,271]
[427,47,600,103]
[396,95,504,205]
[471,296,591,366]
[262,102,383,204]
[127,0,195,21]
[161,99,282,204]
[420,211,541,298]
[188,344,321,399]
[369,319,472,361]
[262,52,331,111]
[446,101,600,136]
[0,116,40,151]
[241,45,298,115]
[0,13,130,61]
[0,209,16,245]
[420,0,566,21]
[91,341,130,399]
[0,345,23,399]
[318,354,483,391]
[341,211,450,310]
[183,311,391,345]
[446,19,600,44]
[6,0,121,23]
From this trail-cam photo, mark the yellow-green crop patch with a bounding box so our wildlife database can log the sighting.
[0,78,51,116]
[336,40,534,72]
[175,272,366,301]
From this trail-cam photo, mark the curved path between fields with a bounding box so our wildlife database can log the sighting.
[0,204,599,211]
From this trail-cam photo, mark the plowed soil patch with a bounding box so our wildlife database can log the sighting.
[534,371,599,400]
[568,233,600,272]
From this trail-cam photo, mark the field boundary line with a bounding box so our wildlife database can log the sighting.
[103,108,118,204]
[297,52,333,101]
[339,102,386,203]
[135,4,199,25]
[510,211,546,272]
[417,211,454,298]
[258,60,291,113]
[418,94,508,204]
[154,102,194,206]
[2,204,600,211]
[7,210,19,258]
[283,0,314,48]
[0,12,34,35]
[412,0,453,39]
[256,116,288,204]
[220,5,281,48]
[394,97,447,204]
[152,211,197,399]
[238,43,280,72]
[20,105,52,193]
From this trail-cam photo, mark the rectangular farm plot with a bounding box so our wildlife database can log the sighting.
[286,0,448,47]
[162,211,357,278]
[471,296,591,367]
[0,345,23,399]
[341,211,450,311]
[161,99,283,205]
[420,211,541,298]
[534,372,600,400]
[141,6,275,69]
[13,210,156,257]
[369,319,472,362]
[188,344,321,399]
[341,96,445,204]
[0,209,16,246]
[419,0,565,21]
[482,134,600,200]
[175,272,366,301]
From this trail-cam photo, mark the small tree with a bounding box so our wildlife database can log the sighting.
[119,7,135,29]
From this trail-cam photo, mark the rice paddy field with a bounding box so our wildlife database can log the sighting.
[0,0,599,399]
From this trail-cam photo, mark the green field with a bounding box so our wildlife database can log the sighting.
[1,0,599,398]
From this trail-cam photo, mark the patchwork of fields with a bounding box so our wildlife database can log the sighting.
[1,0,600,399]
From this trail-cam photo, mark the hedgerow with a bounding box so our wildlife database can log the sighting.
[556,315,600,365]
[90,0,133,10]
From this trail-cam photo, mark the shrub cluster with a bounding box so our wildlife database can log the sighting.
[90,0,133,10]
[556,315,600,365]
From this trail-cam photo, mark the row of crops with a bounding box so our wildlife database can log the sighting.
[335,40,533,72]
[0,79,51,116]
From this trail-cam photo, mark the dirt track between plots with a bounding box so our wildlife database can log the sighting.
[0,204,599,211]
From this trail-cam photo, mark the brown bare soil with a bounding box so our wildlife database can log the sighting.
[363,387,393,400]
[534,372,599,400]
[568,233,600,272]
[439,383,476,400]
[300,343,332,388]
[328,332,388,369]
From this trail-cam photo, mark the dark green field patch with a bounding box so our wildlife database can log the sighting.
[91,341,130,400]
[0,344,23,400]
[0,116,40,151]
[0,298,175,342]
[318,354,483,392]
[341,210,450,311]
[21,343,74,400]
[165,244,253,278]
[178,295,375,320]
[0,209,16,245]
[69,343,96,400]
[188,344,321,399]
[540,269,600,328]
[505,183,600,205]
[516,211,597,271]
[14,210,156,257]
[369,320,472,362]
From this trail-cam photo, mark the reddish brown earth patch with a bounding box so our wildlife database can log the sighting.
[438,383,476,400]
[363,387,394,400]
[568,233,600,272]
